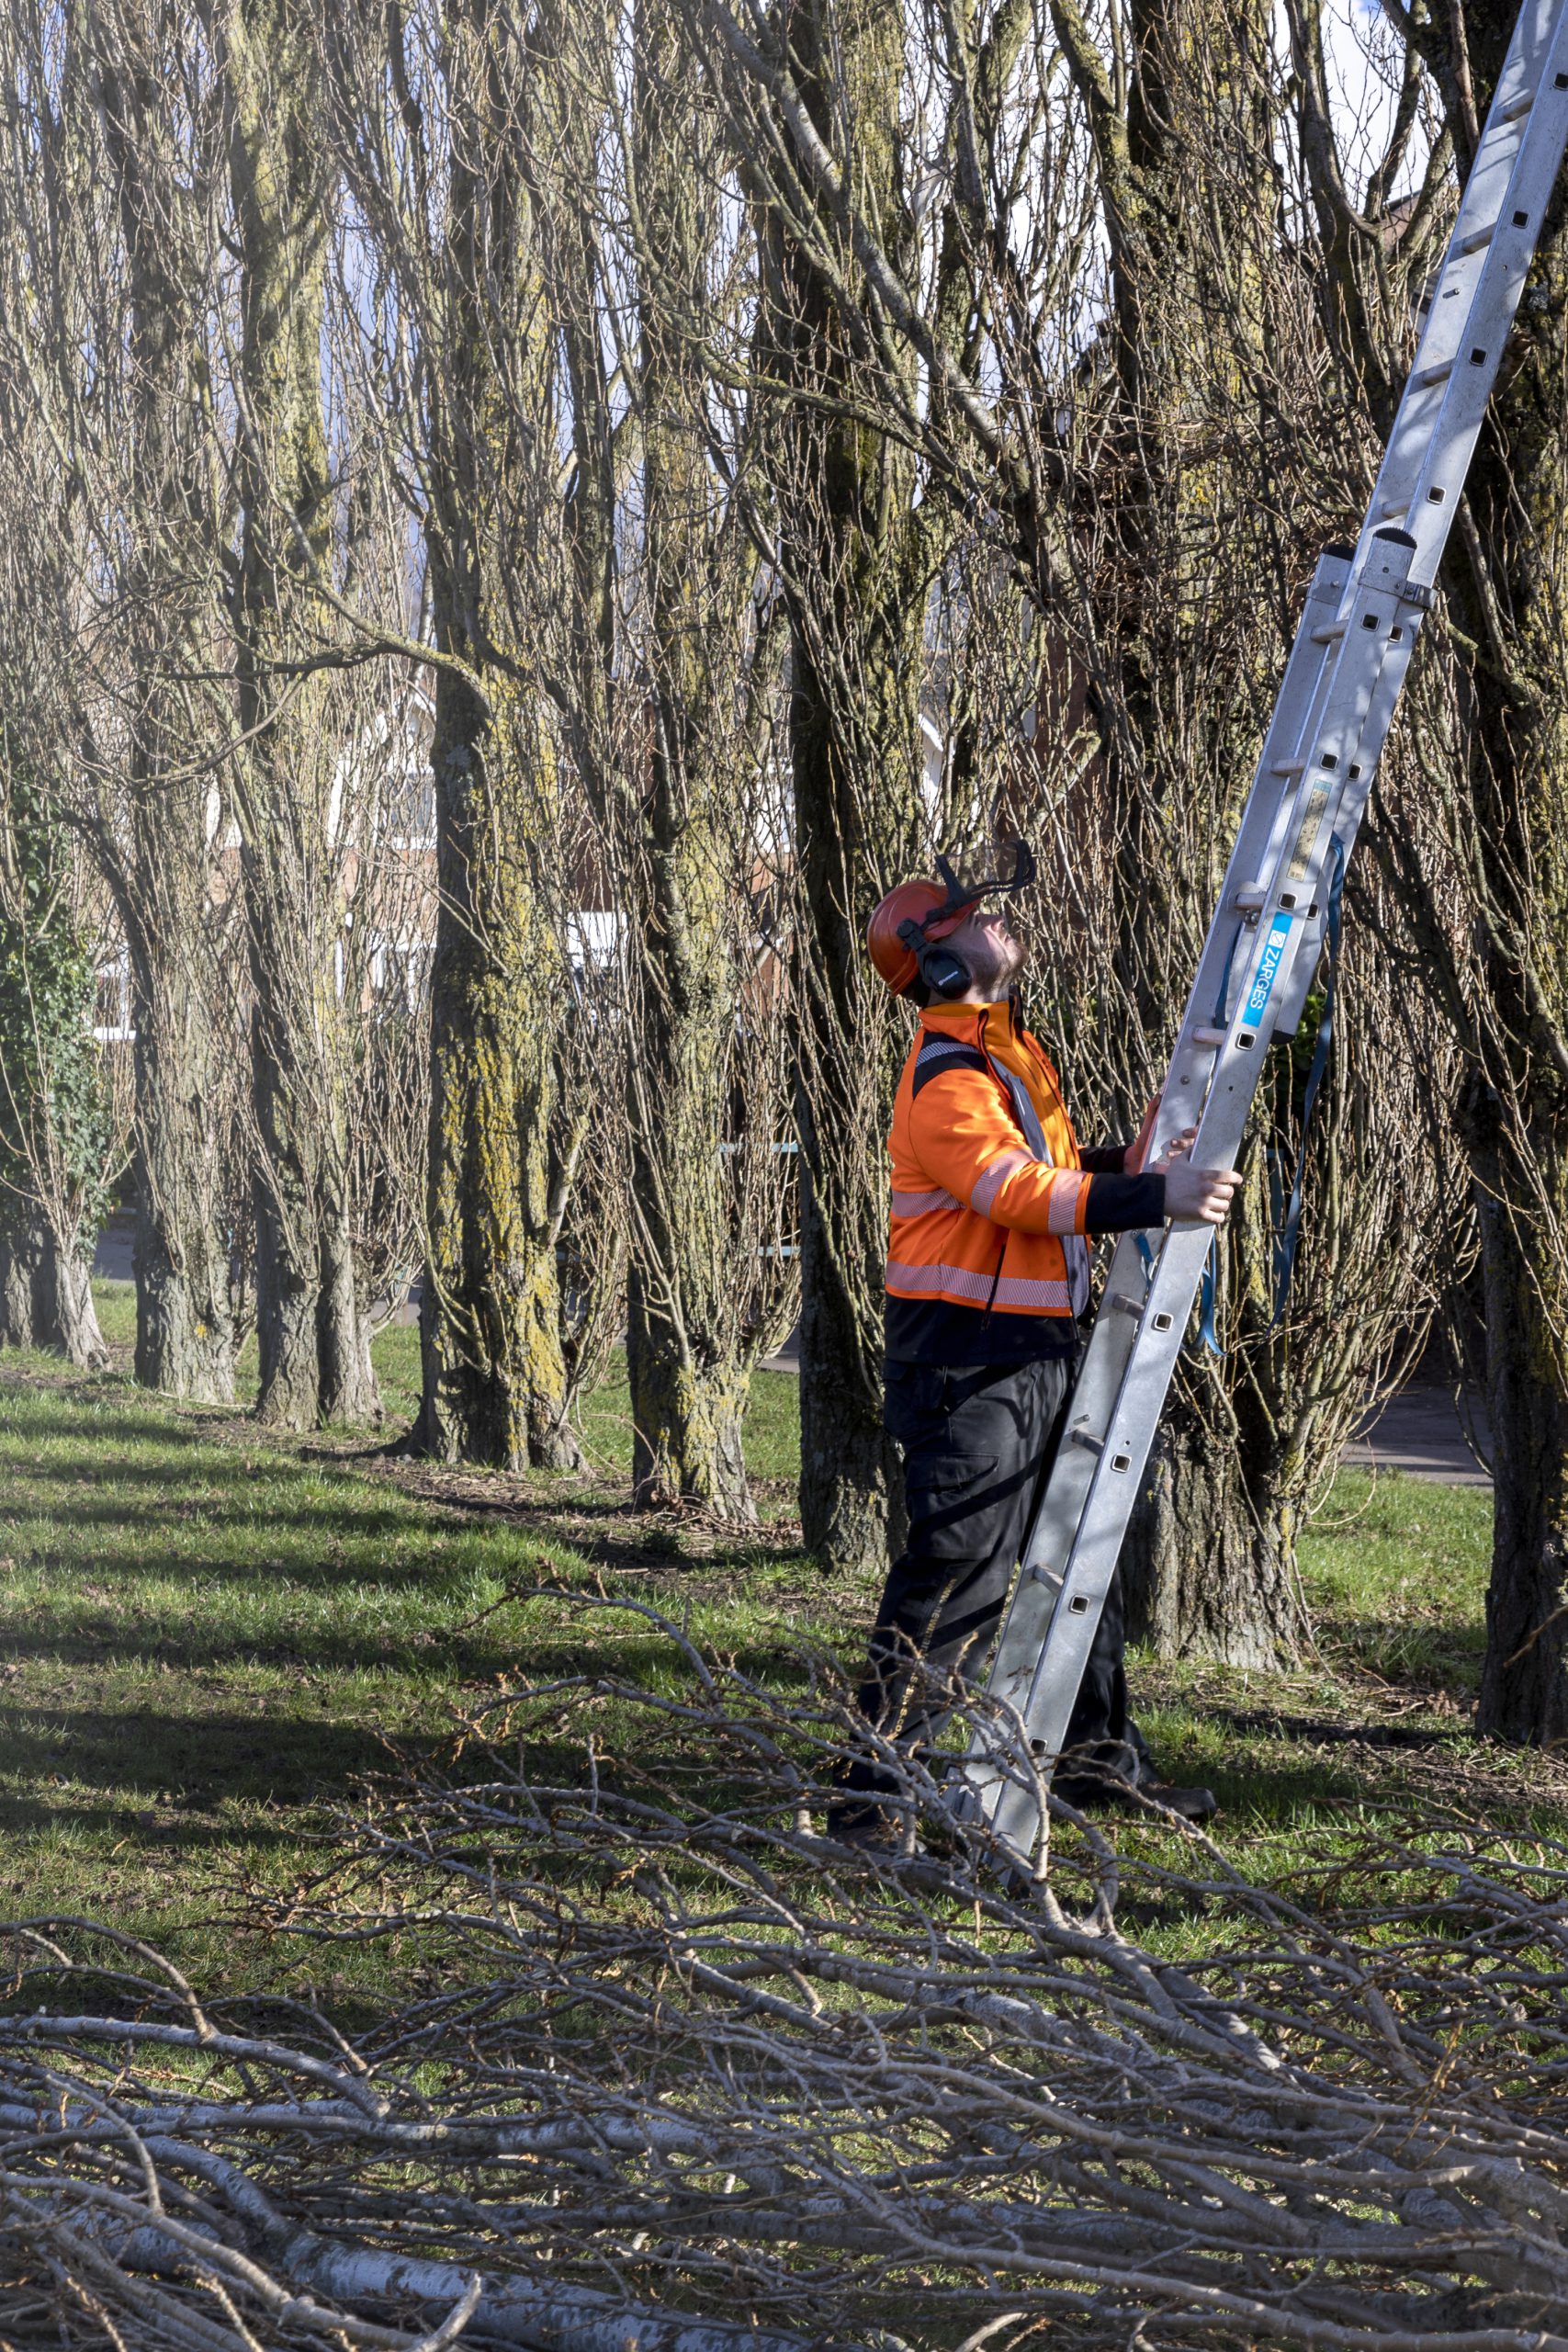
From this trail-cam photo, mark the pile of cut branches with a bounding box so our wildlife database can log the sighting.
[4,1601,1568,2350]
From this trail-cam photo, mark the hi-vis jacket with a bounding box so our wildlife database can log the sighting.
[884,999,1166,1365]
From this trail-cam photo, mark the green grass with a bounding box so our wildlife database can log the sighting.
[0,1286,842,1996]
[1301,1475,1492,1690]
[0,1279,1555,1995]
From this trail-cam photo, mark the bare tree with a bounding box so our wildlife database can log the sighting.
[321,0,591,1470]
[0,746,118,1371]
[500,0,801,1514]
[216,0,382,1428]
[676,0,1472,1654]
[1296,0,1568,1740]
[0,0,243,1402]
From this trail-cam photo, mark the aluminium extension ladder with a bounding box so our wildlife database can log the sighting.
[958,0,1568,1865]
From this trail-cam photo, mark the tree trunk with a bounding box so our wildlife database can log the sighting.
[794,1095,903,1570]
[0,1220,47,1348]
[1476,1176,1568,1749]
[318,1177,378,1425]
[254,1186,318,1424]
[92,6,238,1409]
[250,1012,325,1428]
[1472,1127,1568,1739]
[1439,0,1568,1739]
[786,698,922,1575]
[626,1272,753,1520]
[130,958,234,1403]
[770,0,932,1574]
[415,675,579,1473]
[0,1215,107,1370]
[1056,0,1306,1661]
[1124,1418,1303,1668]
[616,0,757,1520]
[407,4,579,1473]
[224,0,376,1431]
[50,1246,109,1374]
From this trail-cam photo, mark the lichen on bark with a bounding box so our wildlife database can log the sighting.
[223,0,377,1431]
[407,1,580,1473]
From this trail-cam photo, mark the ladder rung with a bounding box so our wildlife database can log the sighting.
[1457,226,1494,255]
[1417,359,1454,387]
[1068,1426,1103,1455]
[1270,758,1306,776]
[1233,884,1268,910]
[1310,622,1346,642]
[1109,1290,1145,1319]
[1190,1025,1229,1047]
[1502,85,1535,118]
[1379,503,1409,521]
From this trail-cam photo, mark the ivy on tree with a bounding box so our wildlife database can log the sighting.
[0,763,111,1264]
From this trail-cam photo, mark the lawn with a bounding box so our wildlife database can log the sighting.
[0,1278,1554,1999]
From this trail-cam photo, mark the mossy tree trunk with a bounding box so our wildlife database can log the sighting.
[1055,0,1307,1666]
[1443,0,1568,1739]
[224,0,377,1430]
[411,0,578,1471]
[88,16,236,1403]
[768,0,932,1574]
[417,673,578,1471]
[619,0,756,1517]
[0,1217,107,1370]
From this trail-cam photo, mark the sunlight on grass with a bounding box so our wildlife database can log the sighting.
[0,1279,1552,1998]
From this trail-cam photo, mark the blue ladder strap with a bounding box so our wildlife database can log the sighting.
[1199,1231,1222,1355]
[1212,918,1243,1026]
[1274,834,1347,1322]
[1136,1225,1222,1354]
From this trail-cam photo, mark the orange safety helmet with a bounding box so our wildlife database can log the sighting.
[866,876,977,998]
[867,842,1037,998]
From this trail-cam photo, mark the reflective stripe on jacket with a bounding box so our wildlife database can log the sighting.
[886,1000,1091,1325]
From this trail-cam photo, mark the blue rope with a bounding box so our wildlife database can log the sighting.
[1135,1196,1221,1355]
[1273,835,1347,1323]
[1179,918,1246,1359]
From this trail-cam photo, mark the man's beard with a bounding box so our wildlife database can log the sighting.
[964,932,1022,999]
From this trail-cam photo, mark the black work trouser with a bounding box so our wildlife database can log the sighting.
[849,1355,1146,1791]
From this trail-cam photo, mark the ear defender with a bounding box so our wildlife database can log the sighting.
[918,941,971,999]
[895,913,971,1000]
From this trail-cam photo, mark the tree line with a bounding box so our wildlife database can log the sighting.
[0,0,1563,1736]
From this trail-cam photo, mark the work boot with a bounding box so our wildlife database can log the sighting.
[824,1798,914,1854]
[1053,1768,1219,1824]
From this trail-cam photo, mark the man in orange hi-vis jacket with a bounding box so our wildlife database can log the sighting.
[834,852,1242,1846]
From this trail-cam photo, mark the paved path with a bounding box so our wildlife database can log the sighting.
[94,1215,134,1282]
[1343,1385,1491,1486]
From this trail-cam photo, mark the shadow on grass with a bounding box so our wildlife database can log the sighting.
[0,1613,831,1689]
[0,1701,443,1834]
[1202,1704,1472,1750]
[8,1401,799,1584]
